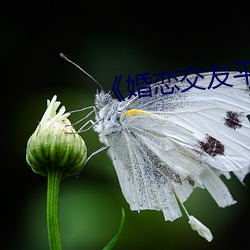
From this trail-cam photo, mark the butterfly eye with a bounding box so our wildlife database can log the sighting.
[102,94,111,105]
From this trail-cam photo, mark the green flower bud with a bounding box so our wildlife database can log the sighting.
[26,95,87,178]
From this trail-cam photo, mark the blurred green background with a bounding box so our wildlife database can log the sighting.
[2,1,250,250]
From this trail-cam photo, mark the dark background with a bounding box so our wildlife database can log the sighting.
[2,1,250,250]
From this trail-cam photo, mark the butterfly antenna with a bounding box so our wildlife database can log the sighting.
[60,53,104,91]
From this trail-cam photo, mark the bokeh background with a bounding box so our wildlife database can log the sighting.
[2,1,250,250]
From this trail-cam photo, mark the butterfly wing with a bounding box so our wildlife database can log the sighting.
[106,71,249,220]
[119,71,250,174]
[107,126,182,221]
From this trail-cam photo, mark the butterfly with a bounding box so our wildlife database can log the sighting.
[61,54,250,241]
[92,71,250,241]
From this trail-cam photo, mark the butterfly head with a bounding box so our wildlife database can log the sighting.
[95,90,113,109]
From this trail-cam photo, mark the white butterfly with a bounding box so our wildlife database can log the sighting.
[61,55,250,242]
[89,71,250,241]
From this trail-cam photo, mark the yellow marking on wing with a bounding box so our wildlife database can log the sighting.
[124,109,152,116]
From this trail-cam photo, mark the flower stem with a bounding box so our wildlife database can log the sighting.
[47,165,63,250]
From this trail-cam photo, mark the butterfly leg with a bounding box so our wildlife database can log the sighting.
[70,106,96,126]
[68,106,101,132]
[77,118,104,133]
[85,145,108,165]
[77,145,108,176]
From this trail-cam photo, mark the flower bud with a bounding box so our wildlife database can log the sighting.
[26,95,87,178]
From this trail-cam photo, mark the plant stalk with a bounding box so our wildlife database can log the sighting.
[47,165,63,250]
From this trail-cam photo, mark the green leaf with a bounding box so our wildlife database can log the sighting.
[102,208,125,250]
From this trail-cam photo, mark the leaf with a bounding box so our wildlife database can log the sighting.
[102,208,125,250]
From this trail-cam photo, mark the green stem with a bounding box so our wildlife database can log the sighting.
[47,165,63,250]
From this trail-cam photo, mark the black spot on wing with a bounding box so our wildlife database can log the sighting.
[224,111,243,130]
[199,135,225,157]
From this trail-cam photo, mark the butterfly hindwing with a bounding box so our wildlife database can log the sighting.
[107,125,182,221]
